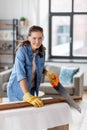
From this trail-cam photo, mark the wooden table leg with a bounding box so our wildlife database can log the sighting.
[48,124,69,130]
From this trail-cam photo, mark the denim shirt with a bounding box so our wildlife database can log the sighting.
[7,45,45,101]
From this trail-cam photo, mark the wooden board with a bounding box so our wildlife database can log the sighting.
[48,124,69,130]
[0,96,82,111]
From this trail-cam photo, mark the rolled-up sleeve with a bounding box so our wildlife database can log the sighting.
[15,47,26,81]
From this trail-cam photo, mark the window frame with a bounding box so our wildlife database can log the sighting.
[49,0,87,60]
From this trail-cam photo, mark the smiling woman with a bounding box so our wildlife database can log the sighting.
[6,26,46,107]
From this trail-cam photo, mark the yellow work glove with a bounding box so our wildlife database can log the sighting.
[46,70,59,87]
[23,92,44,107]
[46,70,56,83]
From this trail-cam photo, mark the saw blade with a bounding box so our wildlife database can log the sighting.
[54,83,81,113]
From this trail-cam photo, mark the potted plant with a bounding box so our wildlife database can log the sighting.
[20,17,26,26]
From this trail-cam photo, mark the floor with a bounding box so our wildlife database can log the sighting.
[69,90,87,130]
[82,90,87,99]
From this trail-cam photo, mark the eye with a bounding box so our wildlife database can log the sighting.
[32,37,36,40]
[39,37,43,40]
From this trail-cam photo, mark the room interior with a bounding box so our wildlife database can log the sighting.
[0,0,87,130]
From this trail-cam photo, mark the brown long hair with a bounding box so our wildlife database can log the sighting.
[16,25,46,57]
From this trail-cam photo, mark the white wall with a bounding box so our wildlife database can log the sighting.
[0,0,49,58]
[0,0,48,23]
[0,0,40,22]
[0,0,22,19]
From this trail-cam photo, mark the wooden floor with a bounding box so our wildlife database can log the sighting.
[0,98,2,103]
[82,90,87,100]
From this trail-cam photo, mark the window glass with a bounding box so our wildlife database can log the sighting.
[49,0,87,60]
[73,15,87,56]
[51,0,72,12]
[74,0,87,12]
[52,16,70,56]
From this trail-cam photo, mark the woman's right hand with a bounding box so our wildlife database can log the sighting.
[23,92,44,107]
[46,70,60,87]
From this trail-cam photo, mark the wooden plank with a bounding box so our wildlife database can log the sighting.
[48,124,69,130]
[0,23,12,27]
[0,96,82,111]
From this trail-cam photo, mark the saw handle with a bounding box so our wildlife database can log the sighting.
[46,70,60,87]
[50,74,60,87]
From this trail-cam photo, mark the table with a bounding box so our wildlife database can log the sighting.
[0,102,71,130]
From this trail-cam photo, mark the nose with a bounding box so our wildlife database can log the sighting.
[35,38,39,43]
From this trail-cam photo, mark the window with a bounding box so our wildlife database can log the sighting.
[49,0,87,60]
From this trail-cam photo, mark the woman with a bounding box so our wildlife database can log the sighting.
[7,25,56,107]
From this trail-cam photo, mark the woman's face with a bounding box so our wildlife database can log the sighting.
[28,31,43,51]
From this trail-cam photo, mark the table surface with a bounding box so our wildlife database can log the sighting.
[0,102,71,130]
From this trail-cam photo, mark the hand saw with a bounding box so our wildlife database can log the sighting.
[49,73,81,113]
